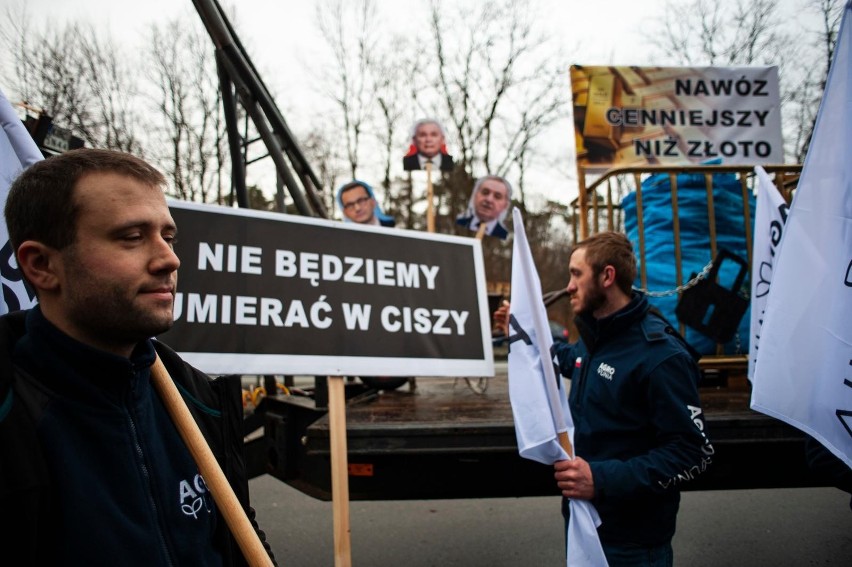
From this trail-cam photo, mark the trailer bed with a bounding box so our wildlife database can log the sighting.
[259,369,822,501]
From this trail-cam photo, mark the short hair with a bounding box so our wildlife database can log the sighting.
[338,180,371,198]
[472,175,513,201]
[573,231,637,295]
[409,118,446,140]
[5,148,166,252]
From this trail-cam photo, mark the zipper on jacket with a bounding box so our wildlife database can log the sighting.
[573,358,592,420]
[126,388,176,567]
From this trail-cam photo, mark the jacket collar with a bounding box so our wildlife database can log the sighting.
[14,306,156,399]
[574,291,649,353]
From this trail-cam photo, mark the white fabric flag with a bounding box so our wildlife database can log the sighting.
[0,88,42,315]
[750,2,852,469]
[507,208,607,567]
[747,166,789,381]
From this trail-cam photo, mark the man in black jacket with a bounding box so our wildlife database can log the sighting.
[0,148,276,566]
[495,232,712,566]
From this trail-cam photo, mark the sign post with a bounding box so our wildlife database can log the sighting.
[328,376,352,567]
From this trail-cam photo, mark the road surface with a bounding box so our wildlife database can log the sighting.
[249,474,851,566]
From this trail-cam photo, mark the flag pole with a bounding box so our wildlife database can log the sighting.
[509,208,606,565]
[150,356,274,567]
[558,432,573,457]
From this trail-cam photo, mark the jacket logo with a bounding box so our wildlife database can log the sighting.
[179,473,214,519]
[597,362,615,381]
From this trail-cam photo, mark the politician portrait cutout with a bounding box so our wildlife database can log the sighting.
[403,118,455,172]
[336,180,396,227]
[456,175,512,240]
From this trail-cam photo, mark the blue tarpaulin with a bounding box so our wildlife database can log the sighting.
[622,166,755,355]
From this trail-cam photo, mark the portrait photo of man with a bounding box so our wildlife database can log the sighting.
[402,118,455,172]
[336,180,396,227]
[455,175,512,240]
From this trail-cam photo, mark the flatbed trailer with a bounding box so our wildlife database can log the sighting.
[250,361,823,501]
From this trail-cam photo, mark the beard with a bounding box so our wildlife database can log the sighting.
[65,283,175,343]
[574,282,607,316]
[63,255,175,348]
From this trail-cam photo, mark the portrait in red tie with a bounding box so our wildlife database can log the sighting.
[403,118,455,172]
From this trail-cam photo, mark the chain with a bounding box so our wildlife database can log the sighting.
[633,259,715,298]
[633,257,750,353]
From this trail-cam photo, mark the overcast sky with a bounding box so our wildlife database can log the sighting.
[8,0,816,205]
[14,0,667,110]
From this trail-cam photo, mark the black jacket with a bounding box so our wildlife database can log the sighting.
[0,309,275,566]
[553,293,713,546]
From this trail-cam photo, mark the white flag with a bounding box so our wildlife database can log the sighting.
[0,88,42,315]
[750,2,852,469]
[507,208,607,567]
[747,166,789,381]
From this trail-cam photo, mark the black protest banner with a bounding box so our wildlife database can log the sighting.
[158,201,494,377]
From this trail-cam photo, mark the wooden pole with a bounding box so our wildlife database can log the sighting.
[150,356,274,567]
[425,161,435,233]
[577,165,589,239]
[327,376,352,567]
[557,431,574,458]
[415,161,435,395]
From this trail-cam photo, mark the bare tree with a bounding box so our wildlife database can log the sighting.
[1,5,230,202]
[812,0,845,84]
[300,119,347,216]
[421,0,570,270]
[305,0,573,282]
[427,0,549,173]
[794,0,845,160]
[1,5,142,153]
[369,35,411,203]
[496,68,566,212]
[654,0,789,66]
[77,29,142,153]
[651,0,845,163]
[311,0,430,228]
[147,19,227,204]
[314,0,380,180]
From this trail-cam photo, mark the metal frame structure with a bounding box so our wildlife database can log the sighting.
[192,0,328,218]
[572,163,802,356]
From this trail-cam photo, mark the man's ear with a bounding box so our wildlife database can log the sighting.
[15,241,61,293]
[599,265,617,289]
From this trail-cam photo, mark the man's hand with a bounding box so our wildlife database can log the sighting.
[493,300,510,336]
[554,457,595,500]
